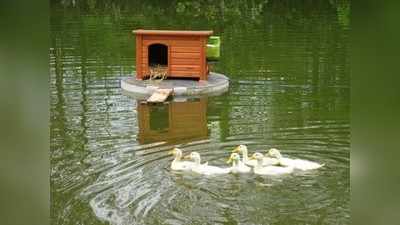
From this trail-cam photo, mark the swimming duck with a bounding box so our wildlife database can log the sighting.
[185,152,231,175]
[226,152,251,173]
[250,152,294,175]
[232,145,279,167]
[169,147,196,171]
[266,148,324,171]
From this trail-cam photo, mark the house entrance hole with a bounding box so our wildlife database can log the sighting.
[148,44,168,66]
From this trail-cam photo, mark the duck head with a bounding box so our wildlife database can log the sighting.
[169,147,183,158]
[226,152,241,164]
[184,152,201,164]
[232,144,248,154]
[249,152,264,164]
[266,148,282,159]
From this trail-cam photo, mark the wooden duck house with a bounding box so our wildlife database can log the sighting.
[133,29,214,81]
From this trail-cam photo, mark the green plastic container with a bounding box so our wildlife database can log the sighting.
[207,36,220,61]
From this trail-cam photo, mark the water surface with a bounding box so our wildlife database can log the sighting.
[50,1,350,224]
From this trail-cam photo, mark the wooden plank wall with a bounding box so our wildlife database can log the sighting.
[139,35,207,79]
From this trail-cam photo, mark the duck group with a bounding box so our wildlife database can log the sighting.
[169,145,324,176]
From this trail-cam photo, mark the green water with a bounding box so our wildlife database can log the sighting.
[50,1,350,224]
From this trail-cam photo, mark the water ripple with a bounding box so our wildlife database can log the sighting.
[50,2,349,224]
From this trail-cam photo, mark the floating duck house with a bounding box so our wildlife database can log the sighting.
[133,29,218,81]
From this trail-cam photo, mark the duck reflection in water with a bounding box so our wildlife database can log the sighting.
[137,98,208,144]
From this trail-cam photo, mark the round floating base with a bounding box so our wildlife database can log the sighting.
[121,72,229,99]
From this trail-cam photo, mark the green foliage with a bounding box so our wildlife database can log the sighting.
[52,0,350,29]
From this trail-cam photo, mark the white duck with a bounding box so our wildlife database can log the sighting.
[266,148,324,171]
[170,147,196,171]
[233,145,279,167]
[226,153,251,173]
[250,152,294,175]
[185,152,231,175]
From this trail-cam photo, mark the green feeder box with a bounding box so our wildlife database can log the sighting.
[207,36,220,61]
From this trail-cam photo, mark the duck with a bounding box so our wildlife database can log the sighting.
[169,147,196,171]
[250,152,294,175]
[185,152,231,175]
[226,153,251,173]
[266,148,324,171]
[232,145,279,167]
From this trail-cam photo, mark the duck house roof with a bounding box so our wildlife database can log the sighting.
[133,29,213,36]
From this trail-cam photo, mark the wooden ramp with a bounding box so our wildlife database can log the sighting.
[147,89,173,103]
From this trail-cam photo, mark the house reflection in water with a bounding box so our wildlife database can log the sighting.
[137,98,208,144]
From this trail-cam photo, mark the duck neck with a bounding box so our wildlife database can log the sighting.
[232,160,238,168]
[274,151,282,160]
[275,154,283,164]
[172,153,182,163]
[193,157,201,166]
[277,157,284,166]
[255,159,263,169]
[242,149,249,162]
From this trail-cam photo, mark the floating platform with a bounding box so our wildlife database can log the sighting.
[121,72,229,99]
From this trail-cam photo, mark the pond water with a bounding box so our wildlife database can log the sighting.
[50,1,350,224]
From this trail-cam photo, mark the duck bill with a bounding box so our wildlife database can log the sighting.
[249,155,256,160]
[183,155,191,160]
[226,157,232,164]
[232,146,240,153]
[168,150,175,155]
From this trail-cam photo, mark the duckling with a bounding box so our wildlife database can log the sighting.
[250,152,294,175]
[170,147,196,171]
[266,148,324,171]
[185,152,231,175]
[226,153,251,173]
[232,145,279,167]
[149,64,168,80]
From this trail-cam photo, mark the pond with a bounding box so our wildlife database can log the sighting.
[50,1,350,224]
